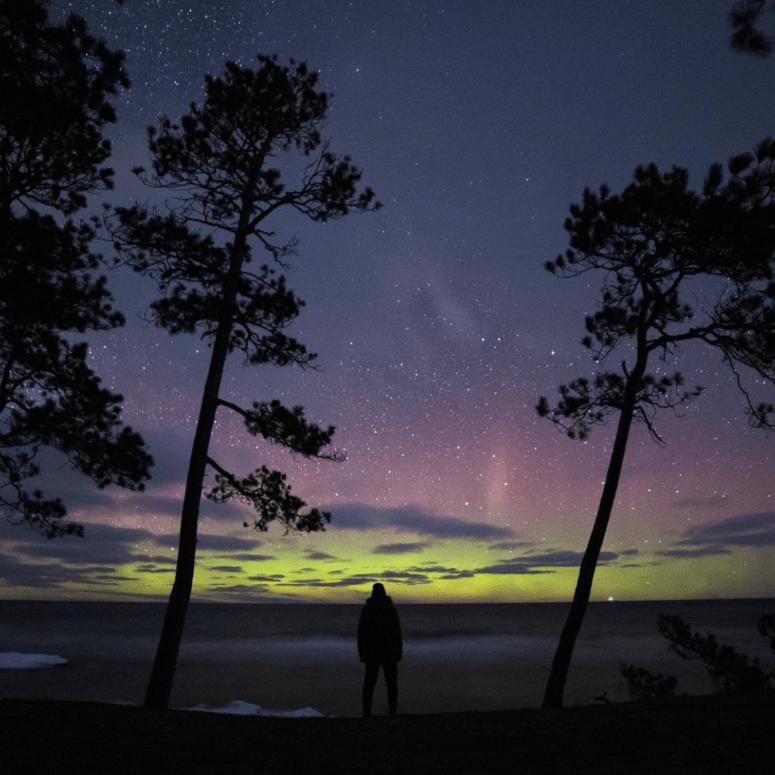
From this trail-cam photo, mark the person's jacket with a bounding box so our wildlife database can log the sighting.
[357,594,403,663]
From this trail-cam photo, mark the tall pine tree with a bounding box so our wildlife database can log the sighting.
[539,148,775,708]
[110,55,378,709]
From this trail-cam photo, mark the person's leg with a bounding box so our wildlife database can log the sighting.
[383,661,398,716]
[362,661,379,717]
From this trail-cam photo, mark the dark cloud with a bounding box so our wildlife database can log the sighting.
[329,503,515,540]
[439,569,476,580]
[91,574,137,584]
[149,533,181,549]
[405,564,464,574]
[280,569,433,589]
[473,563,552,576]
[660,512,775,558]
[133,554,177,565]
[684,512,775,546]
[197,534,263,553]
[208,565,243,573]
[474,550,619,576]
[305,550,338,561]
[0,520,176,590]
[204,583,270,600]
[227,553,276,562]
[5,523,157,566]
[523,550,618,567]
[405,564,475,579]
[247,574,285,582]
[0,551,134,591]
[372,542,429,555]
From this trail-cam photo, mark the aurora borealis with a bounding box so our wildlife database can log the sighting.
[2,0,774,604]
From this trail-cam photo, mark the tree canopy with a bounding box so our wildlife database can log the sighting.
[730,0,774,55]
[0,0,152,537]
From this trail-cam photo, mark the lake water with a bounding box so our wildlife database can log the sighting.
[1,599,772,716]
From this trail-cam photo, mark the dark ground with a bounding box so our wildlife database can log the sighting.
[1,693,773,774]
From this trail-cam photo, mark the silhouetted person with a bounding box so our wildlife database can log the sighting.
[358,582,403,717]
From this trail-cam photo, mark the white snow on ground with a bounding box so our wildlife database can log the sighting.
[0,652,68,669]
[185,700,323,718]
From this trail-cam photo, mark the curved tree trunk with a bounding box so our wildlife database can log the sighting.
[143,334,230,709]
[542,360,646,709]
[144,239,247,710]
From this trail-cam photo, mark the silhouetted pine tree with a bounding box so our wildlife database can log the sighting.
[539,147,775,708]
[109,55,378,709]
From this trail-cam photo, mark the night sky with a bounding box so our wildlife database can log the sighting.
[2,0,774,604]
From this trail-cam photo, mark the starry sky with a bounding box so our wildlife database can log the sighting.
[2,0,775,604]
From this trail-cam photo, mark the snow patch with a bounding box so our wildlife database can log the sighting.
[276,707,324,718]
[0,652,68,669]
[184,700,323,718]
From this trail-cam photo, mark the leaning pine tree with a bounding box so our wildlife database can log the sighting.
[109,55,378,710]
[538,146,775,709]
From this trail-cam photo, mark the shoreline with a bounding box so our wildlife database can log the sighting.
[2,693,773,774]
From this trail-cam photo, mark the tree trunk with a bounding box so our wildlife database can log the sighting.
[542,361,646,709]
[144,239,247,710]
[143,336,230,709]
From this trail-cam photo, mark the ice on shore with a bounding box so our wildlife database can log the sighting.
[185,700,323,718]
[0,652,68,669]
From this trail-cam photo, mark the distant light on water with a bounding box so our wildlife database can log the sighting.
[608,597,615,602]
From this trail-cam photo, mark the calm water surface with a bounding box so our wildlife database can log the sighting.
[1,599,772,715]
